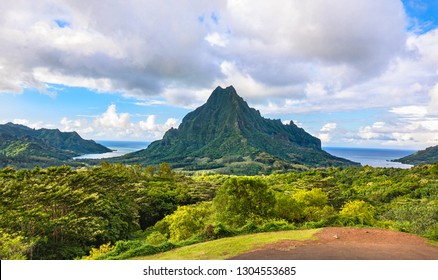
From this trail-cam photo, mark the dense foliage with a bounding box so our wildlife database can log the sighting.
[114,86,359,173]
[0,163,215,259]
[1,163,437,260]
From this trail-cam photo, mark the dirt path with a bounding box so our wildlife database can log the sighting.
[230,227,438,260]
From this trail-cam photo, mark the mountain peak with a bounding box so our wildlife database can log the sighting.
[206,85,242,106]
[116,86,359,173]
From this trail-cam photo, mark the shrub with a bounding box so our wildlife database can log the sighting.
[146,231,167,245]
[339,200,375,226]
[163,202,213,242]
[0,230,32,260]
[82,243,114,260]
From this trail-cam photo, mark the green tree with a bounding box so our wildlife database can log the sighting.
[275,188,331,223]
[162,203,213,242]
[213,177,275,226]
[339,200,375,226]
[0,229,32,260]
[158,163,173,178]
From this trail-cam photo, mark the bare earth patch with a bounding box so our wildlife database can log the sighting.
[230,227,438,260]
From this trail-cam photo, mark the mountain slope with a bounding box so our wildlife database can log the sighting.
[0,122,111,168]
[394,145,438,165]
[116,86,358,173]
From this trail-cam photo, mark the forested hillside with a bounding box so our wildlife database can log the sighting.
[0,122,111,169]
[394,145,438,165]
[1,163,437,260]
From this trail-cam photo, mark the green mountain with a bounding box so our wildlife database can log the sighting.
[116,86,359,174]
[394,145,438,165]
[0,122,111,168]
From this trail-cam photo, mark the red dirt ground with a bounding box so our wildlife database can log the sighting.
[230,227,438,260]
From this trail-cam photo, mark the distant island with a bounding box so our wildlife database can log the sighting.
[0,122,111,168]
[393,145,438,165]
[112,86,359,174]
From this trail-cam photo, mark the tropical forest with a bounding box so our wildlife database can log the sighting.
[1,162,437,260]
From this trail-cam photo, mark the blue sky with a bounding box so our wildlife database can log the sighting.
[1,0,438,149]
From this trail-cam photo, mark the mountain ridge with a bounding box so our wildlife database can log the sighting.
[0,122,111,168]
[394,145,438,165]
[115,86,359,174]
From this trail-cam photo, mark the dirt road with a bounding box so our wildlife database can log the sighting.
[230,227,438,260]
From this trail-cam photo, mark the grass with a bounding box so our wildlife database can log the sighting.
[132,228,320,260]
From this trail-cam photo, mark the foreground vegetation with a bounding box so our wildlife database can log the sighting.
[134,229,319,260]
[0,162,437,259]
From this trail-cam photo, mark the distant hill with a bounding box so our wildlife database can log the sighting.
[394,145,438,165]
[115,86,359,174]
[0,122,111,168]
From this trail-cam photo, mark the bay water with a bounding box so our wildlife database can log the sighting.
[75,141,417,168]
[323,147,415,168]
[74,140,150,159]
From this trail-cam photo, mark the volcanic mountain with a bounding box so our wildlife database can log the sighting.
[117,86,359,173]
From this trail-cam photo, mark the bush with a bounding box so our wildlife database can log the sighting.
[162,202,213,242]
[203,223,235,240]
[239,221,260,234]
[339,200,375,226]
[146,231,167,245]
[424,224,438,241]
[82,243,114,260]
[0,230,32,260]
[260,220,295,232]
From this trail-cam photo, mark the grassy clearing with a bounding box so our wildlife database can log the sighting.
[133,228,320,260]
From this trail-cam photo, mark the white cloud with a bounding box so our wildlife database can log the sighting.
[429,82,438,114]
[59,105,180,141]
[390,106,428,118]
[205,32,228,47]
[356,115,438,148]
[318,122,337,143]
[0,0,409,103]
[94,105,130,129]
[358,122,388,140]
[321,123,337,132]
[1,0,438,147]
[12,118,53,129]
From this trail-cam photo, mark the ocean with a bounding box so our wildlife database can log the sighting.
[73,140,150,159]
[75,141,416,168]
[323,147,415,169]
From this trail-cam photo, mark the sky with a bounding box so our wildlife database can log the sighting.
[0,0,438,150]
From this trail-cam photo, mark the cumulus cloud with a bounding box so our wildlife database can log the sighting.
[12,118,52,129]
[0,0,223,97]
[318,122,337,143]
[1,0,438,146]
[59,105,180,140]
[356,113,438,148]
[94,105,130,129]
[0,0,409,103]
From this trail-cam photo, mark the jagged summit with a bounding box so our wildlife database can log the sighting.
[116,86,358,174]
[205,86,246,108]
